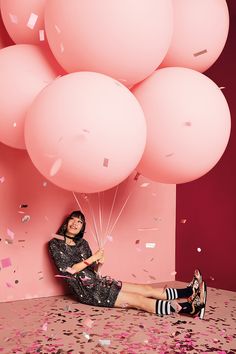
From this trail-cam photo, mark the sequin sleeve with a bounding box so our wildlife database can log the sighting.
[48,239,74,272]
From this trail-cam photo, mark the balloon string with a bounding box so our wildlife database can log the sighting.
[72,192,98,246]
[85,195,101,249]
[98,192,103,246]
[104,184,119,238]
[108,172,140,236]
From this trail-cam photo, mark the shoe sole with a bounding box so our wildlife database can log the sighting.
[199,282,207,320]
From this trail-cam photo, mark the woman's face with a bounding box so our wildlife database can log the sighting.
[66,216,83,236]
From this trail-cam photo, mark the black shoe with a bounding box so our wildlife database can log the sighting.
[189,281,207,319]
[187,269,202,298]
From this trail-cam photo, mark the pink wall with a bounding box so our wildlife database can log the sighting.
[176,0,236,292]
[0,142,176,302]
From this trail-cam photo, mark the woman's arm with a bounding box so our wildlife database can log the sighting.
[67,248,104,274]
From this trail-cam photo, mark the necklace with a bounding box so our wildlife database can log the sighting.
[65,234,76,240]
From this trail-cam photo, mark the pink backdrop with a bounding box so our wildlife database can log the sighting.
[0,143,176,302]
[176,0,236,292]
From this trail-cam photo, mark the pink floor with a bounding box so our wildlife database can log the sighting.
[0,281,236,354]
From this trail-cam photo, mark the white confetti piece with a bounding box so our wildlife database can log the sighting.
[9,13,18,24]
[39,29,45,41]
[145,242,156,248]
[50,158,62,176]
[13,122,17,128]
[106,235,113,242]
[21,215,30,223]
[42,322,48,331]
[171,271,177,276]
[7,228,15,239]
[83,332,90,340]
[60,43,64,53]
[197,247,201,252]
[27,13,38,29]
[219,86,226,90]
[180,219,187,224]
[43,181,47,187]
[140,182,150,188]
[0,176,5,183]
[99,339,111,346]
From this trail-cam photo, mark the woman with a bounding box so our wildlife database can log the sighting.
[48,210,207,319]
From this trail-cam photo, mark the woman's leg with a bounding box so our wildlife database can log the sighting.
[121,282,167,300]
[114,290,155,313]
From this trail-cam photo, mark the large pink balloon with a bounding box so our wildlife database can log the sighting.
[0,44,63,149]
[44,0,173,87]
[24,72,147,193]
[132,68,231,184]
[1,0,47,45]
[160,0,229,72]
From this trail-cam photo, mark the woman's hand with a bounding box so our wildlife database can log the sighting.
[93,248,104,262]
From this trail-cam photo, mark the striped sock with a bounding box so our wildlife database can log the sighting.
[155,299,174,316]
[165,287,193,300]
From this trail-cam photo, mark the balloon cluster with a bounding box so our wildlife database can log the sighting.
[0,0,231,192]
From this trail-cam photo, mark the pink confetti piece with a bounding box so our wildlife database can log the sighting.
[39,29,45,41]
[13,122,17,127]
[180,218,187,223]
[43,181,47,187]
[6,282,13,288]
[54,274,73,279]
[83,317,94,328]
[209,275,215,280]
[219,86,226,90]
[1,257,12,268]
[197,247,202,252]
[184,121,192,126]
[165,153,174,157]
[103,158,109,167]
[0,176,5,183]
[138,227,159,231]
[54,24,61,33]
[7,228,15,239]
[134,172,141,181]
[42,322,48,331]
[106,235,113,242]
[27,13,38,29]
[50,158,62,176]
[9,13,18,24]
[171,270,177,276]
[193,49,208,57]
[140,182,150,187]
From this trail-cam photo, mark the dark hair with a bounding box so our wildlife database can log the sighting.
[57,210,86,240]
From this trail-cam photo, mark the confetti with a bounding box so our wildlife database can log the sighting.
[43,181,47,187]
[60,43,64,53]
[39,29,45,41]
[138,227,159,231]
[13,122,17,127]
[83,317,94,328]
[219,86,226,90]
[184,121,192,126]
[145,242,156,248]
[180,219,187,224]
[193,49,208,57]
[99,339,111,346]
[134,172,141,181]
[135,240,140,244]
[9,13,18,24]
[140,182,150,188]
[197,247,201,252]
[7,228,15,239]
[27,13,38,29]
[0,176,5,183]
[50,158,62,176]
[106,235,113,242]
[165,153,174,157]
[42,322,48,331]
[171,271,177,276]
[103,158,109,167]
[54,24,61,33]
[19,204,28,208]
[21,215,31,223]
[6,282,13,288]
[82,332,90,340]
[1,258,12,268]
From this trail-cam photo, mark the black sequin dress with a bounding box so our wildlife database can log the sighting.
[48,237,122,307]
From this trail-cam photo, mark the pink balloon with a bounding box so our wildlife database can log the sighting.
[0,44,63,149]
[24,72,147,193]
[44,0,173,87]
[132,68,231,184]
[160,0,229,73]
[1,0,47,45]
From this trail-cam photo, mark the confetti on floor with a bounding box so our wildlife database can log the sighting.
[0,281,235,353]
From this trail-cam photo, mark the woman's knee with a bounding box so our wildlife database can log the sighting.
[114,291,144,309]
